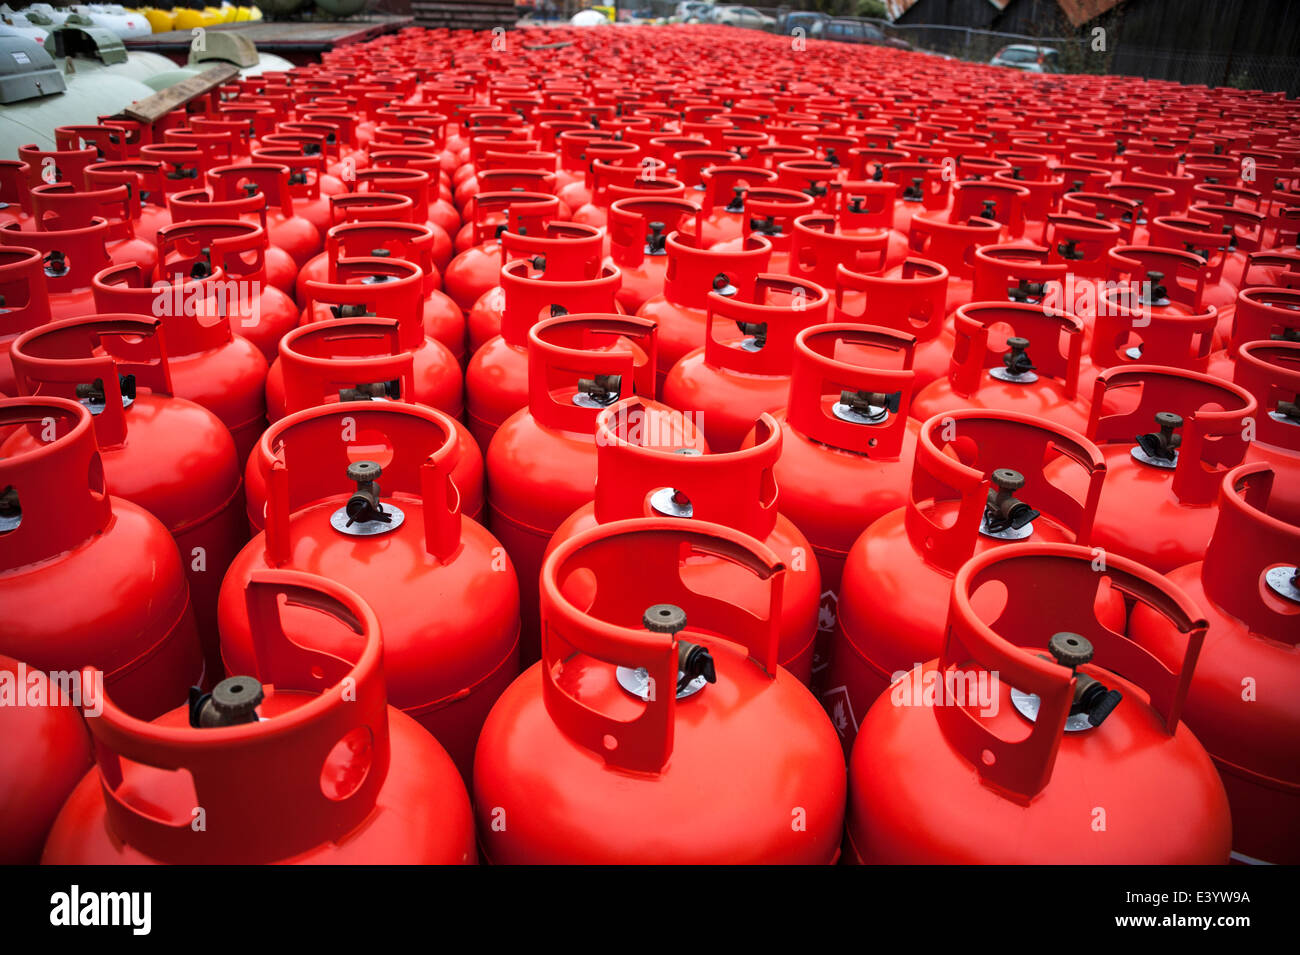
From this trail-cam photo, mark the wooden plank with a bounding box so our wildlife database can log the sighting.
[119,64,240,125]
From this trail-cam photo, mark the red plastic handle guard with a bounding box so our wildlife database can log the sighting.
[263,401,462,565]
[303,257,425,349]
[970,244,1067,303]
[1202,464,1300,645]
[662,231,770,311]
[278,318,415,416]
[834,258,948,342]
[949,179,1030,236]
[540,519,785,774]
[788,214,890,289]
[0,397,111,571]
[1232,287,1300,353]
[10,315,173,449]
[1147,215,1230,278]
[89,569,391,864]
[935,543,1207,804]
[1238,251,1300,292]
[1106,244,1210,313]
[527,313,657,434]
[206,163,295,216]
[1190,204,1265,253]
[700,165,779,211]
[324,221,434,286]
[703,274,832,376]
[592,395,776,539]
[1232,341,1300,453]
[785,323,917,458]
[500,221,605,281]
[1059,192,1140,241]
[883,161,950,210]
[29,183,135,240]
[157,219,268,283]
[499,260,622,347]
[905,409,1105,576]
[0,246,53,334]
[1087,365,1256,506]
[0,218,112,292]
[467,191,558,246]
[948,302,1083,399]
[907,212,1001,278]
[327,192,415,227]
[1043,213,1123,276]
[165,186,270,232]
[91,263,235,356]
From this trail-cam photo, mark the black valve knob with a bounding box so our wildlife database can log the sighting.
[725,185,746,213]
[980,198,998,219]
[677,640,717,692]
[984,468,1039,533]
[1048,631,1093,669]
[644,603,687,634]
[645,220,667,254]
[188,676,264,728]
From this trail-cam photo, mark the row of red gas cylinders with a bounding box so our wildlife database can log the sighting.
[1,22,1297,865]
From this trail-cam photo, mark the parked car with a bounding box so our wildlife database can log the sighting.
[675,1,713,21]
[779,10,828,38]
[824,18,911,50]
[714,5,775,30]
[990,44,1062,73]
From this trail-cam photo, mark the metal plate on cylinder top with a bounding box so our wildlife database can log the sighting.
[616,666,708,701]
[978,516,1034,541]
[1010,687,1095,732]
[329,503,405,536]
[1130,445,1177,469]
[649,487,693,518]
[1264,566,1300,602]
[832,400,887,425]
[989,367,1038,384]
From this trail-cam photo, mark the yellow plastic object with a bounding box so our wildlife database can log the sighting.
[590,6,615,20]
[247,5,262,20]
[142,7,175,31]
[219,4,237,22]
[172,8,205,29]
[232,5,252,21]
[201,6,225,24]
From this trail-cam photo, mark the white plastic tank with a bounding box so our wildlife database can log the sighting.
[69,4,152,39]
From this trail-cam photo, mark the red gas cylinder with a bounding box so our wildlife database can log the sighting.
[711,188,820,277]
[826,410,1108,753]
[1210,286,1300,379]
[1130,463,1299,864]
[473,519,846,864]
[912,302,1091,434]
[297,221,466,365]
[467,219,606,354]
[847,543,1231,864]
[467,259,622,449]
[207,163,323,266]
[832,258,952,390]
[0,654,92,865]
[487,314,673,664]
[607,195,698,313]
[443,191,557,308]
[0,217,112,320]
[43,570,476,864]
[696,165,780,247]
[1147,213,1239,317]
[884,161,949,238]
[551,398,819,684]
[218,403,519,778]
[368,148,461,237]
[345,167,453,270]
[246,383,481,535]
[747,324,921,677]
[28,182,157,275]
[905,213,1003,314]
[946,178,1031,242]
[6,316,246,679]
[0,247,53,395]
[0,161,33,231]
[1235,340,1300,523]
[292,256,462,419]
[16,142,99,197]
[0,397,202,720]
[250,147,336,238]
[155,219,299,364]
[664,274,832,452]
[92,262,269,464]
[165,186,298,298]
[1081,246,1220,392]
[1053,365,1255,574]
[637,230,772,397]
